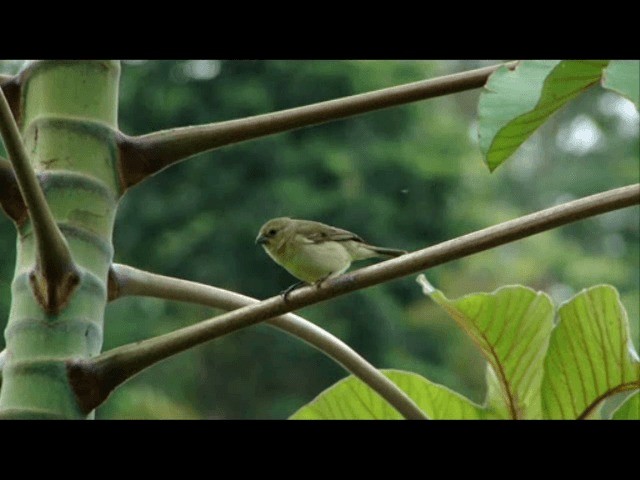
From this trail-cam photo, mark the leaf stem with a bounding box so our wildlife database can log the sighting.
[0,156,27,224]
[103,264,428,420]
[118,62,516,188]
[578,381,640,419]
[0,89,80,314]
[70,183,639,413]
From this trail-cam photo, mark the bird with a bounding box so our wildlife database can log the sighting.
[256,217,406,296]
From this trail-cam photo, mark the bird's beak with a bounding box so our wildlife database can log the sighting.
[255,234,268,245]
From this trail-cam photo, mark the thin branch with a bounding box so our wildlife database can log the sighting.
[105,264,427,420]
[0,74,21,124]
[118,62,517,189]
[0,156,27,224]
[68,183,639,413]
[0,89,80,314]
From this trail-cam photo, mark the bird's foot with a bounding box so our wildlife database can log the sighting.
[314,273,335,290]
[280,281,307,301]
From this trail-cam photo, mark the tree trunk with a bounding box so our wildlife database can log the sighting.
[0,61,120,419]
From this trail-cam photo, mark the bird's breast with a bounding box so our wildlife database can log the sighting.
[279,239,352,283]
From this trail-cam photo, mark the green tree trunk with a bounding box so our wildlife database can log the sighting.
[0,61,120,419]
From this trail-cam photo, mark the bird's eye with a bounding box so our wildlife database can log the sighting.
[268,229,277,236]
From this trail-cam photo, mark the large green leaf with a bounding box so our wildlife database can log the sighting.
[417,275,554,419]
[541,285,640,419]
[290,370,484,420]
[612,391,640,420]
[478,60,609,171]
[602,60,640,109]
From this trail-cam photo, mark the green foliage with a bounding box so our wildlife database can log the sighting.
[105,60,461,419]
[2,60,638,419]
[602,60,640,108]
[420,278,554,419]
[612,391,639,420]
[293,283,639,419]
[479,60,609,171]
[98,384,201,419]
[291,370,484,420]
[541,285,640,419]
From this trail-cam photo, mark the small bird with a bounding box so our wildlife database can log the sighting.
[256,217,406,295]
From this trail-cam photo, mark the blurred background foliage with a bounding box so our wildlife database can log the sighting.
[0,60,638,419]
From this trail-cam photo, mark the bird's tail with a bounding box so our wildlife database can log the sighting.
[367,245,407,258]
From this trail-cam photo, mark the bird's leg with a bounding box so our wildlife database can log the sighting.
[281,272,338,301]
[314,272,337,290]
[281,281,307,301]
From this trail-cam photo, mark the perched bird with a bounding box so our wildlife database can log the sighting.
[256,217,406,295]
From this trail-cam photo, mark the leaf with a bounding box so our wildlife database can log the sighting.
[484,363,512,419]
[612,391,640,420]
[417,275,554,419]
[602,60,640,109]
[290,370,484,420]
[541,285,640,419]
[478,60,609,171]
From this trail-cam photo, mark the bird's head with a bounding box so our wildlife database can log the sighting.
[255,217,293,250]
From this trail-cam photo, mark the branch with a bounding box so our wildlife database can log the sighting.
[0,89,80,314]
[0,74,21,124]
[67,183,639,413]
[118,61,516,189]
[0,156,27,224]
[103,264,427,420]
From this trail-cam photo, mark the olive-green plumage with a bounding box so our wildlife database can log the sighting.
[256,217,406,284]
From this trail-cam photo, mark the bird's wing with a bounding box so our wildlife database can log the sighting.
[298,222,364,244]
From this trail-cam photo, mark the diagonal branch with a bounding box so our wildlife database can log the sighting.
[67,183,639,413]
[0,89,80,314]
[1,74,22,124]
[104,264,427,420]
[117,62,516,189]
[0,156,27,224]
